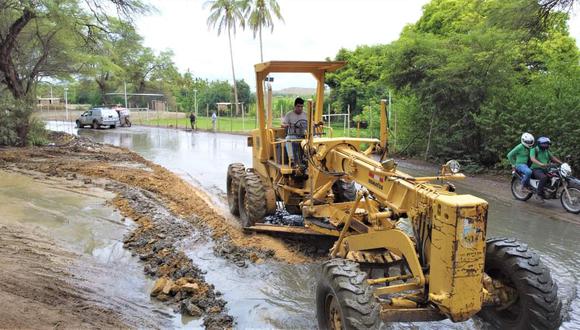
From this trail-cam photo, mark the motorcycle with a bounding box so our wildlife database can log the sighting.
[511,163,580,214]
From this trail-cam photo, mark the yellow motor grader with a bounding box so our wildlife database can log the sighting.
[226,61,562,329]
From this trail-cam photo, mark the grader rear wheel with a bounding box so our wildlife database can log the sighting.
[316,259,381,330]
[238,171,267,228]
[227,163,245,216]
[478,237,562,330]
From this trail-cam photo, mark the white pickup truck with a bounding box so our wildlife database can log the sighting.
[76,108,119,129]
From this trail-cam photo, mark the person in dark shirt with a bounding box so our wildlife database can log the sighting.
[189,112,196,130]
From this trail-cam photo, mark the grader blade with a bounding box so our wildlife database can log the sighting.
[246,223,331,236]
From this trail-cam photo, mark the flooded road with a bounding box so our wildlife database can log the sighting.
[0,170,180,328]
[49,122,579,329]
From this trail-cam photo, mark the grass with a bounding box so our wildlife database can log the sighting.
[139,115,382,139]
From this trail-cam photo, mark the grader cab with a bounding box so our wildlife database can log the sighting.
[226,61,561,329]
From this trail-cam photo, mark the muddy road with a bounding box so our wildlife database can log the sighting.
[42,122,579,329]
[0,170,179,329]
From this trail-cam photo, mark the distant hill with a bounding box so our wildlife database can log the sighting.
[273,87,316,96]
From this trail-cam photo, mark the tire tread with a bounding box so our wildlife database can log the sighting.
[478,237,562,330]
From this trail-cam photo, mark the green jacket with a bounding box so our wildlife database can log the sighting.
[530,147,552,170]
[507,143,530,166]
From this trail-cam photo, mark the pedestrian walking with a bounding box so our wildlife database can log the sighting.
[189,112,196,130]
[211,112,217,132]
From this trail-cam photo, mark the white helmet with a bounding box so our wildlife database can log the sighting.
[521,132,534,148]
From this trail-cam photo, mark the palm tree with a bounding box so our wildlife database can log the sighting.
[205,0,247,115]
[246,0,283,62]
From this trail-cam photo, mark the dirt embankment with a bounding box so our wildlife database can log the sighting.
[0,132,323,328]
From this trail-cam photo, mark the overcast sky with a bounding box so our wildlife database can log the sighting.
[136,0,580,90]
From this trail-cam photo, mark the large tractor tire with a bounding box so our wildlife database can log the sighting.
[238,171,267,228]
[511,176,533,201]
[316,259,381,330]
[478,237,562,330]
[226,163,245,216]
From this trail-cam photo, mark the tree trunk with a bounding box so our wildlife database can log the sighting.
[228,28,240,116]
[259,25,263,62]
[0,9,36,100]
[424,110,435,161]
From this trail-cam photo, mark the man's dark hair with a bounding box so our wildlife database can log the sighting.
[294,97,304,106]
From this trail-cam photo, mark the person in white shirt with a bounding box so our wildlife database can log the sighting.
[211,112,217,131]
[281,97,307,166]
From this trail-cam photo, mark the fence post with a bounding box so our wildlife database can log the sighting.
[347,104,351,137]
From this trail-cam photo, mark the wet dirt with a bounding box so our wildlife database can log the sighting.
[0,170,176,329]
[50,123,580,329]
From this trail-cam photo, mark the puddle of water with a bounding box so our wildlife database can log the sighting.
[0,170,196,329]
[181,237,318,329]
[47,121,580,329]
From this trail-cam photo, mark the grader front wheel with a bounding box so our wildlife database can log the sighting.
[478,237,562,330]
[227,163,245,215]
[316,259,381,330]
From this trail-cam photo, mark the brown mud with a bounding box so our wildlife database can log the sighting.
[0,223,175,329]
[0,132,326,328]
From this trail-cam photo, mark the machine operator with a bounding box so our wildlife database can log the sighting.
[282,97,307,167]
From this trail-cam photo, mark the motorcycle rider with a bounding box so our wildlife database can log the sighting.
[530,136,562,201]
[507,132,535,189]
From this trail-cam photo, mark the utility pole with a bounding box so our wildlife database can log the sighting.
[193,89,198,116]
[64,87,69,121]
[124,82,128,109]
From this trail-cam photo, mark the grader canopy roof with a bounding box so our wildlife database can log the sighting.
[254,61,346,75]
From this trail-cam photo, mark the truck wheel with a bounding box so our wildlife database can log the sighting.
[110,125,116,129]
[92,120,99,129]
[238,171,267,228]
[561,187,580,214]
[478,237,562,330]
[316,259,380,330]
[76,120,82,128]
[511,176,532,201]
[226,163,245,216]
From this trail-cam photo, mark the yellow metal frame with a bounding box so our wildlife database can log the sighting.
[247,60,490,323]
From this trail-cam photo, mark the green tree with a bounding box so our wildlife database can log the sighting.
[86,19,143,104]
[327,0,580,171]
[246,0,283,62]
[205,0,247,115]
[0,0,147,145]
[236,79,252,108]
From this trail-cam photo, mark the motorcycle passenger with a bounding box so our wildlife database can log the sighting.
[530,136,562,201]
[507,132,535,189]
